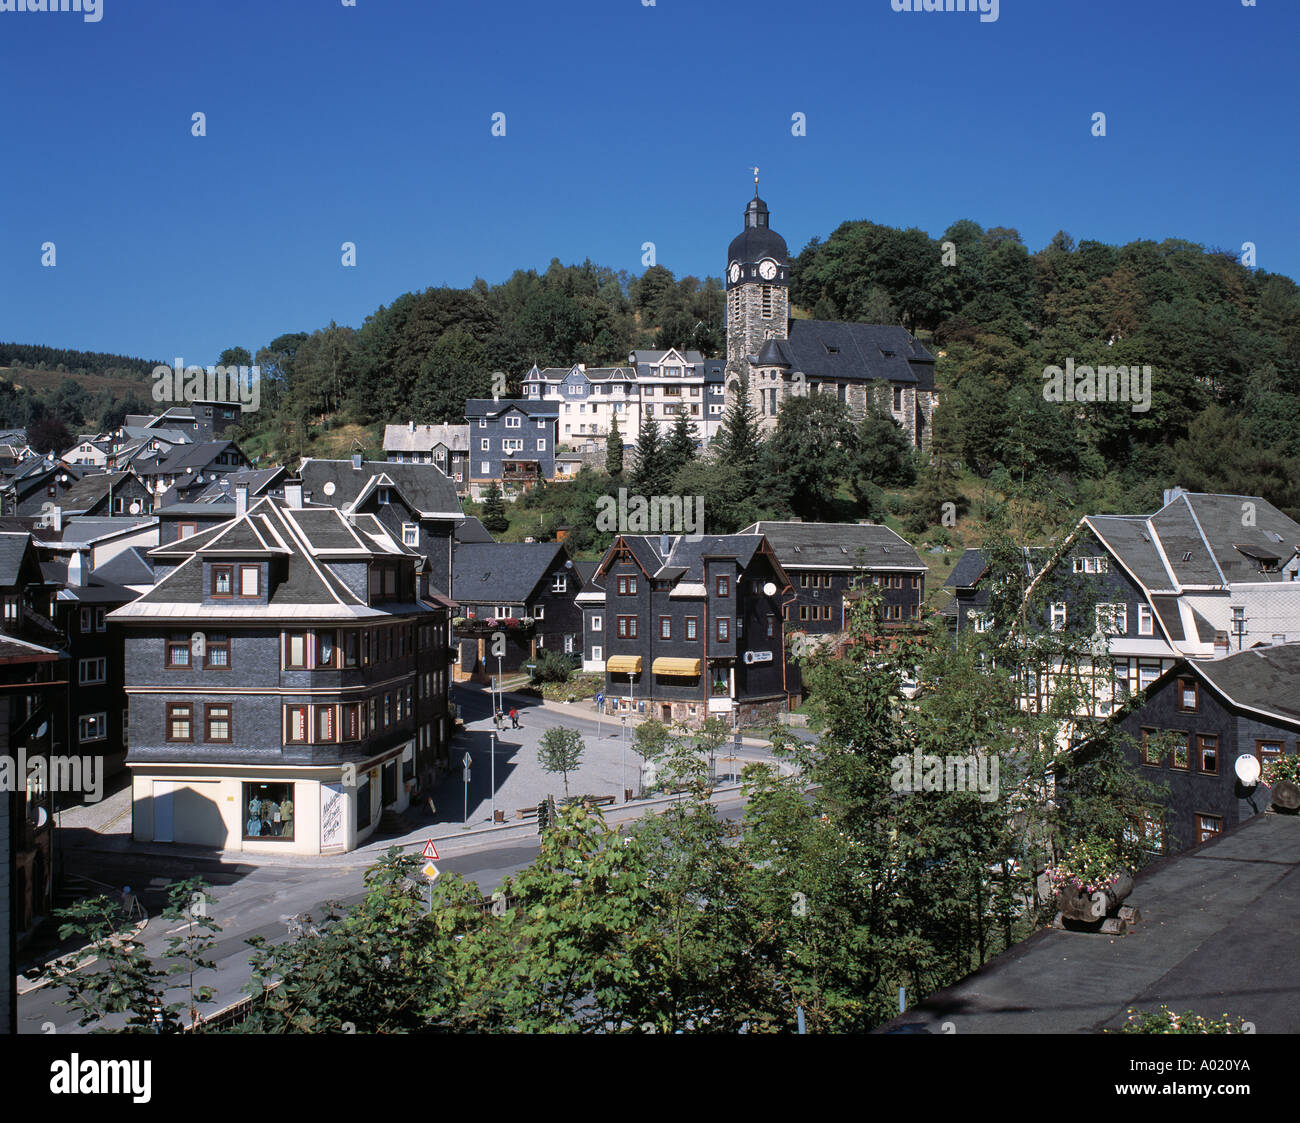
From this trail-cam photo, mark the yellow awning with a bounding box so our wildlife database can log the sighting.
[606,655,643,674]
[652,657,701,677]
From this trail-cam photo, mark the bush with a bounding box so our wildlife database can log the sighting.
[539,673,602,702]
[529,649,575,685]
[1117,1007,1251,1034]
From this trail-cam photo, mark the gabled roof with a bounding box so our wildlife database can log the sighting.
[740,521,926,572]
[1169,642,1300,727]
[599,533,786,587]
[0,532,32,586]
[194,466,286,503]
[117,496,429,620]
[753,321,934,385]
[298,458,462,519]
[133,440,242,478]
[55,471,146,513]
[454,516,495,544]
[93,546,155,587]
[452,541,568,605]
[383,423,470,454]
[944,548,989,590]
[464,398,559,420]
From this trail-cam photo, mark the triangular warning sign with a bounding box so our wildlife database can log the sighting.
[422,840,440,860]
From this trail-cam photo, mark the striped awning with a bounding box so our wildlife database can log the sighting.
[606,655,642,674]
[652,657,701,677]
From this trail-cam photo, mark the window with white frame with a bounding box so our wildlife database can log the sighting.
[1138,603,1154,636]
[505,415,521,428]
[551,573,567,592]
[1072,556,1109,574]
[79,657,107,685]
[503,439,523,452]
[537,439,546,451]
[592,645,602,661]
[79,713,107,743]
[972,613,990,633]
[590,614,601,630]
[403,524,418,547]
[1095,603,1127,635]
[480,438,489,451]
[480,461,489,474]
[1051,602,1067,631]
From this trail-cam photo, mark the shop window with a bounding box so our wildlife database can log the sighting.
[243,782,294,841]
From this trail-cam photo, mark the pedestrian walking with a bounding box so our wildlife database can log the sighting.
[509,707,519,729]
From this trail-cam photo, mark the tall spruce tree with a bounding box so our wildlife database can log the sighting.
[663,411,699,482]
[715,373,762,485]
[605,414,624,477]
[481,480,508,534]
[633,413,665,495]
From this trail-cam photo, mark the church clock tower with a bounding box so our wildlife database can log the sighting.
[724,177,791,398]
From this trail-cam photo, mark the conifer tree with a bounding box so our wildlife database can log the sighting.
[605,414,624,477]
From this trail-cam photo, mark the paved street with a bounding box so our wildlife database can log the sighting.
[17,684,783,1033]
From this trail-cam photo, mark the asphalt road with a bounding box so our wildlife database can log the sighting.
[19,684,761,1033]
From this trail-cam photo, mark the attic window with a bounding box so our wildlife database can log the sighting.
[1182,552,1192,562]
[881,350,895,358]
[824,345,840,355]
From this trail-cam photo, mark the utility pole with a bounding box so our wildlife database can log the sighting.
[489,728,496,823]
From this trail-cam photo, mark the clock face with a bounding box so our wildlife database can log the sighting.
[728,262,741,284]
[759,259,778,281]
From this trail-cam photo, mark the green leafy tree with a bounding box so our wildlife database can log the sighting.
[760,394,857,521]
[537,726,586,797]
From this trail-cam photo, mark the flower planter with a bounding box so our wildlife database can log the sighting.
[1053,872,1139,934]
[1271,780,1300,812]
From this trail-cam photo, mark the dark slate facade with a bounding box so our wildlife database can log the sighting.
[451,541,585,677]
[465,398,559,497]
[115,493,453,854]
[594,533,793,727]
[1109,643,1300,855]
[299,457,464,599]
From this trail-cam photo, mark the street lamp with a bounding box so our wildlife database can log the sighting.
[489,728,496,823]
[621,715,628,800]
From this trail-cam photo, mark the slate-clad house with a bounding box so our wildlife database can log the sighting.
[38,548,137,780]
[1021,488,1300,717]
[740,521,926,633]
[451,541,584,679]
[54,470,153,519]
[383,422,470,490]
[465,398,559,498]
[0,532,71,957]
[1,457,82,517]
[1105,642,1300,855]
[113,485,453,855]
[594,533,793,727]
[298,456,464,598]
[134,440,250,507]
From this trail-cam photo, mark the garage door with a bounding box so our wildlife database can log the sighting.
[173,782,226,847]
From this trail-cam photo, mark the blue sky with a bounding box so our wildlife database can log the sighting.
[1,0,1294,367]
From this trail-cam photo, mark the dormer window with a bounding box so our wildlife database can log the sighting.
[212,565,234,597]
[505,415,521,427]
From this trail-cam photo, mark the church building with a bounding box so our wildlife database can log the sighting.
[723,187,939,450]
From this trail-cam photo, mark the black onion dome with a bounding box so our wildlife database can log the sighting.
[727,195,790,266]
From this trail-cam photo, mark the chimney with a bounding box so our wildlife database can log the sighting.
[1163,486,1186,506]
[67,549,86,587]
[1214,630,1230,657]
[52,504,62,533]
[351,453,363,470]
[409,420,414,432]
[235,482,249,519]
[284,480,304,508]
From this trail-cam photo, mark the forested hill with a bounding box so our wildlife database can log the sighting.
[9,218,1300,518]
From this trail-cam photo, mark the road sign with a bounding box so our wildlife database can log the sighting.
[463,751,472,769]
[595,692,604,706]
[422,861,440,882]
[422,840,440,860]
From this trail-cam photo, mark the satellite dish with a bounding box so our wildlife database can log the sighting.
[1235,754,1261,786]
[323,482,336,496]
[130,501,141,515]
[763,581,777,596]
[33,721,48,740]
